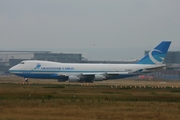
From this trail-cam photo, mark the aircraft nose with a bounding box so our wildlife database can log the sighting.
[9,66,16,73]
[9,67,13,72]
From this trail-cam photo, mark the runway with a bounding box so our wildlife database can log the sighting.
[1,75,180,87]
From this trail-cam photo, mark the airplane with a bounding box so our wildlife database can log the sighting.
[9,41,171,82]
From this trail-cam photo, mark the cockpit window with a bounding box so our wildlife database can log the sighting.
[20,62,24,64]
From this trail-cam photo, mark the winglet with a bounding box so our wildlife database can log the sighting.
[137,41,171,64]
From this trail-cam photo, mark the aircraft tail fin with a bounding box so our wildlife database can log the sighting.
[137,41,171,64]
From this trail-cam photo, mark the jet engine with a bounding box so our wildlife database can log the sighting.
[94,75,106,81]
[68,76,80,82]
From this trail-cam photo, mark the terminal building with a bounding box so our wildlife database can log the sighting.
[34,53,82,63]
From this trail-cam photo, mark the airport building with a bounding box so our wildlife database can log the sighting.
[34,53,82,63]
[0,51,51,62]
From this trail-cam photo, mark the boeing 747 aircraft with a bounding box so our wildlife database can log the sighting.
[9,41,171,82]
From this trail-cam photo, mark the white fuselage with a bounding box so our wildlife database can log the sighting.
[9,60,165,82]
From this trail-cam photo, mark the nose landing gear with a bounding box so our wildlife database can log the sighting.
[24,78,28,82]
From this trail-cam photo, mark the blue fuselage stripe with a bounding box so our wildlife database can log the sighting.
[10,70,136,79]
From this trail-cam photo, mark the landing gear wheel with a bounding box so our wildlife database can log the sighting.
[24,78,28,82]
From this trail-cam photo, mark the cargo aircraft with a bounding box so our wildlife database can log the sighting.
[9,41,171,82]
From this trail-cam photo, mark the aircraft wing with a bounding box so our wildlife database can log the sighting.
[82,71,129,76]
[81,72,130,81]
[106,72,130,75]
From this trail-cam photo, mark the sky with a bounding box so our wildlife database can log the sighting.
[0,0,180,60]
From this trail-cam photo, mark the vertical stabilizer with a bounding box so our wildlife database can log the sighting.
[137,41,171,64]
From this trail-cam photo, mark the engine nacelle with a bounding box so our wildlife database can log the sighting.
[68,76,80,82]
[94,75,106,81]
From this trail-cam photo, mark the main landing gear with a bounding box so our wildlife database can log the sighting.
[24,78,28,82]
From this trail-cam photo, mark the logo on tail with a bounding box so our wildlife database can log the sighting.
[149,49,164,64]
[137,41,171,64]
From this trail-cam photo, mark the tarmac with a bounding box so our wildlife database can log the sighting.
[1,75,180,88]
